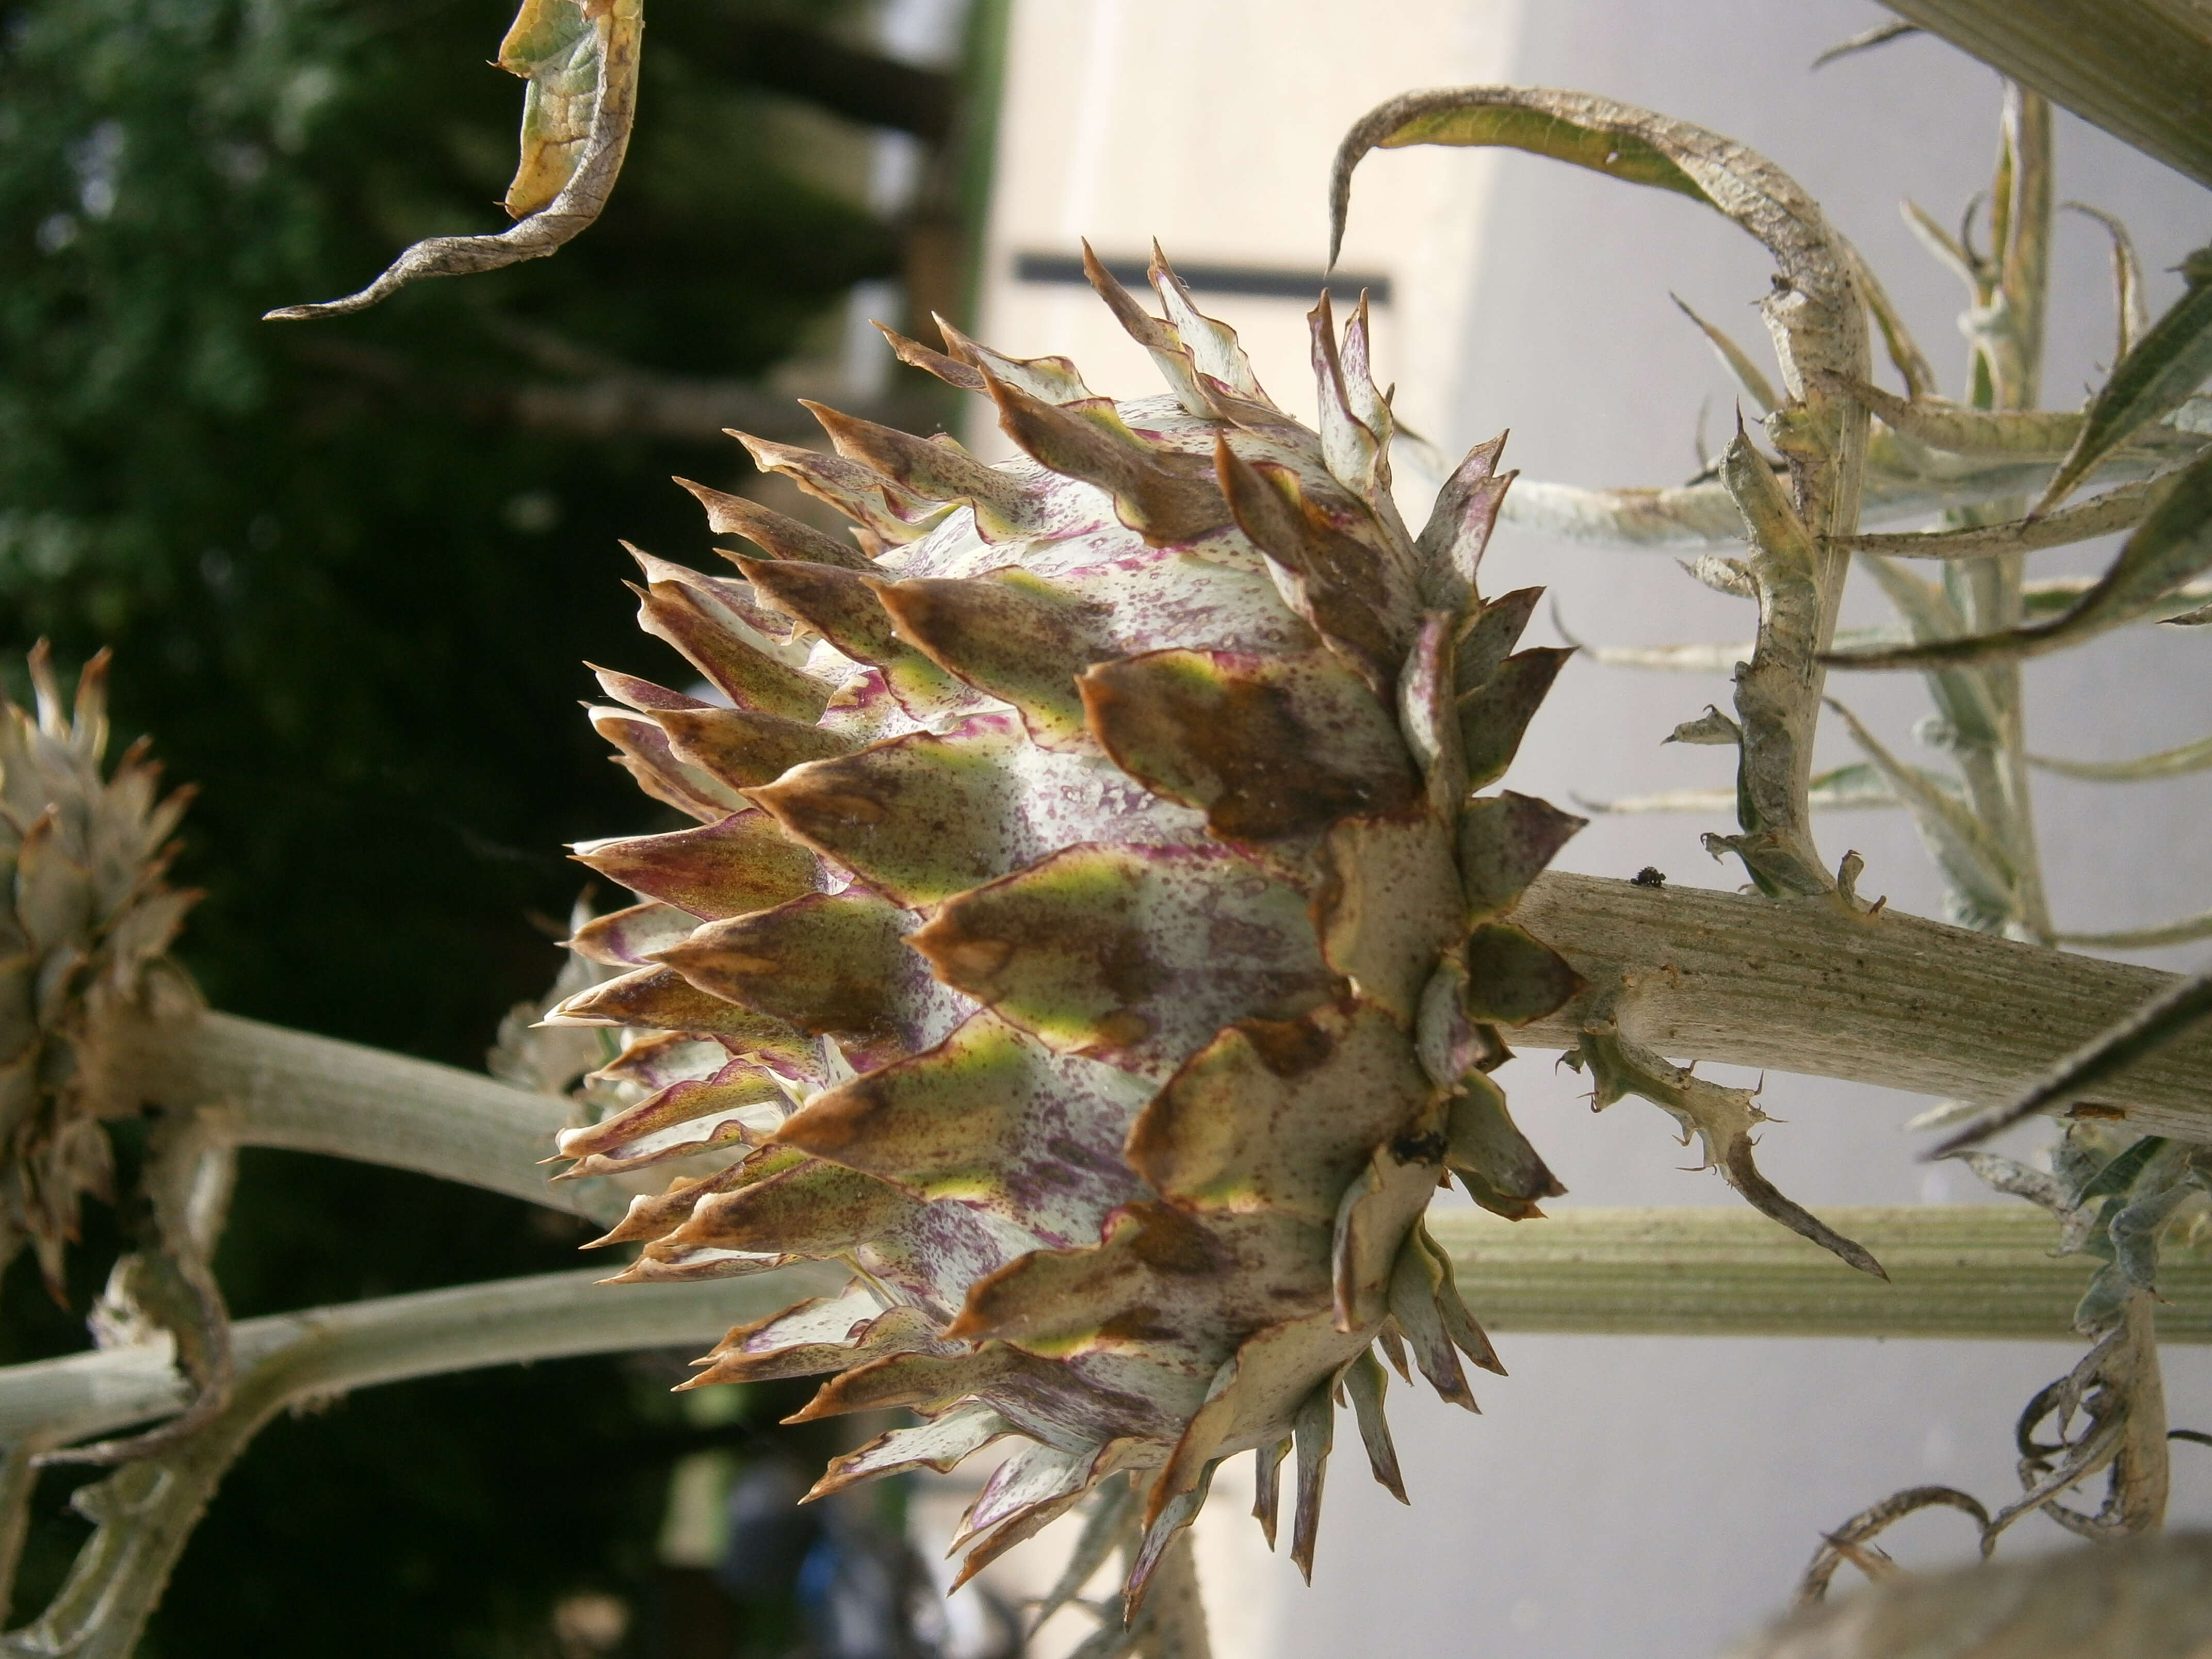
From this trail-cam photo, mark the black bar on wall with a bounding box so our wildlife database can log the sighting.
[1013,252,1392,306]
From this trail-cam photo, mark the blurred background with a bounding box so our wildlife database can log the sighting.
[2,0,2207,1654]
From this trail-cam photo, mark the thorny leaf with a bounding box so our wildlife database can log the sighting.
[1818,376,2105,459]
[1330,93,1714,266]
[1826,699,2016,924]
[2035,245,2212,512]
[266,0,643,320]
[2074,1135,2171,1206]
[1843,242,1941,402]
[1826,448,2212,668]
[499,0,621,218]
[1557,625,1903,674]
[1901,196,1976,290]
[2058,1136,2207,1332]
[1502,437,2185,550]
[1929,965,2212,1156]
[1717,431,1834,897]
[1568,991,1884,1278]
[1682,554,1755,598]
[2022,574,2211,621]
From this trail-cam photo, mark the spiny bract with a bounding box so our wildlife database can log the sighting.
[0,646,197,1297]
[552,250,1586,1600]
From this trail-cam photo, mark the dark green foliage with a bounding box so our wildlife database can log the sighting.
[0,0,909,1649]
[0,0,898,1057]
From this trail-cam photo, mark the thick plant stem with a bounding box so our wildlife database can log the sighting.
[1942,84,2057,943]
[1511,874,2212,1137]
[131,1012,628,1225]
[125,877,2212,1224]
[5,1210,2198,1456]
[1432,1206,2208,1341]
[0,1263,838,1453]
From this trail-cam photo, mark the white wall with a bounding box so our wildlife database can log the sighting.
[963,4,2212,1654]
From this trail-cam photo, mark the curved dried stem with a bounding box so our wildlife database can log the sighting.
[1796,1486,1989,1604]
[1336,86,1872,893]
[41,1108,239,1470]
[1994,1294,2169,1548]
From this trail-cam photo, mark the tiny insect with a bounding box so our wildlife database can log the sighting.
[1631,866,1667,889]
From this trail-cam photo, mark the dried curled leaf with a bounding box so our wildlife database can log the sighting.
[1794,1486,1989,1606]
[265,0,643,320]
[1330,83,1859,382]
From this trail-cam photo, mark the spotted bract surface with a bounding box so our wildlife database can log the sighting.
[552,250,1587,1602]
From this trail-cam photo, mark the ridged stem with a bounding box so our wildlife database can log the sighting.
[1431,1205,2201,1341]
[0,1264,837,1452]
[3,1209,2197,1456]
[0,1264,828,1659]
[134,1012,630,1226]
[1135,1533,1212,1659]
[1510,874,2212,1138]
[135,877,2212,1229]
